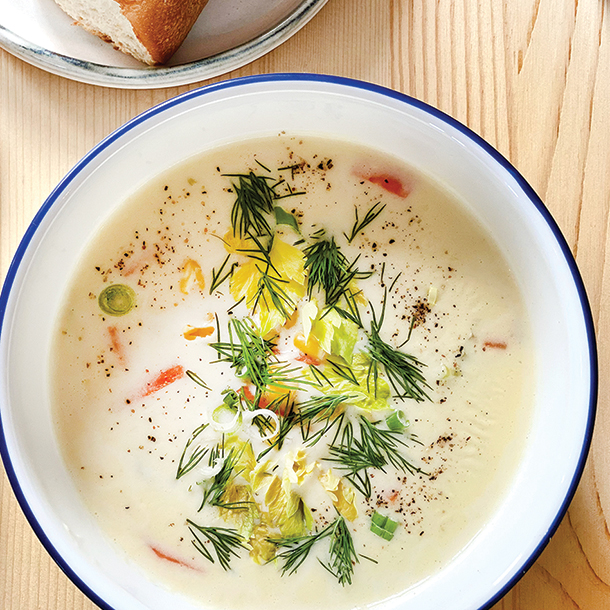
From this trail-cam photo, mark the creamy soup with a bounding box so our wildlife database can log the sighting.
[52,135,533,609]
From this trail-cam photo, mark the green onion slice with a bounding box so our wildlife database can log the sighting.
[211,404,241,434]
[385,410,409,432]
[370,511,399,541]
[98,284,136,316]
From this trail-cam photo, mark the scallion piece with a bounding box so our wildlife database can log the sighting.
[98,284,136,316]
[385,410,409,432]
[370,511,399,541]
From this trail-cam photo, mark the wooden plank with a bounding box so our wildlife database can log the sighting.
[1,0,609,608]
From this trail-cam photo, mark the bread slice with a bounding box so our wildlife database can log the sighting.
[53,0,209,65]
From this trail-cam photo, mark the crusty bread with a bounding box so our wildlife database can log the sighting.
[53,0,209,65]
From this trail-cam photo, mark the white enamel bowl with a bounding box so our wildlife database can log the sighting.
[0,75,597,610]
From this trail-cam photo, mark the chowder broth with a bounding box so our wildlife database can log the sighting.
[52,135,533,609]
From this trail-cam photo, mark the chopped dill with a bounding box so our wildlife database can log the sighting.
[303,236,371,311]
[344,201,386,244]
[226,172,276,238]
[299,396,350,446]
[176,423,209,479]
[187,520,246,570]
[271,515,358,586]
[200,443,250,511]
[210,317,310,401]
[210,254,238,294]
[186,369,212,390]
[367,282,431,402]
[255,159,272,173]
[326,416,423,498]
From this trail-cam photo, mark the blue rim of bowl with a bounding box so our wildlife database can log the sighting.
[0,73,598,610]
[0,0,328,89]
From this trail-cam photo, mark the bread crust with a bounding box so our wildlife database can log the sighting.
[118,0,209,64]
[53,0,209,65]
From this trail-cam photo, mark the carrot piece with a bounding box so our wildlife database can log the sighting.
[150,545,199,571]
[240,385,255,402]
[183,326,215,341]
[483,341,507,350]
[107,325,125,363]
[141,365,185,397]
[293,332,323,365]
[258,394,271,410]
[387,490,400,503]
[366,174,410,198]
[295,352,323,366]
[240,385,291,415]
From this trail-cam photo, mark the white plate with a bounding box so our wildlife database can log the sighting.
[0,0,328,88]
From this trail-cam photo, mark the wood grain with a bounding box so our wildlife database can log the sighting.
[1,0,609,608]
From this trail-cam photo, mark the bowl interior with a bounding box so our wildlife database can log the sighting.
[0,76,595,610]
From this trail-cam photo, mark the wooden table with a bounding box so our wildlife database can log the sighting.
[1,1,609,608]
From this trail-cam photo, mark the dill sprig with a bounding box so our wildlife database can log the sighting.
[210,318,276,391]
[186,369,212,390]
[326,255,372,310]
[252,269,295,319]
[271,516,358,586]
[307,362,333,387]
[210,254,238,294]
[298,395,351,446]
[235,231,275,267]
[257,396,298,460]
[321,515,359,586]
[271,529,325,576]
[367,282,430,402]
[326,416,422,498]
[237,233,297,319]
[303,236,371,310]
[332,290,364,327]
[200,443,250,511]
[325,357,359,385]
[344,201,386,244]
[225,170,305,239]
[226,172,277,238]
[176,423,209,479]
[211,317,310,401]
[258,394,353,458]
[326,421,377,498]
[187,520,246,570]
